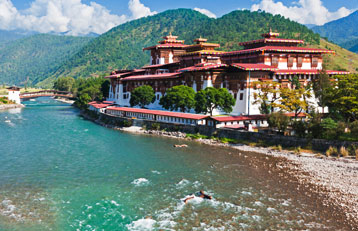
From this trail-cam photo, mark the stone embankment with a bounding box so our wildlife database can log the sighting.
[0,104,24,110]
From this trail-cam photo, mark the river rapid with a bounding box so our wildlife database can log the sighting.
[0,97,350,230]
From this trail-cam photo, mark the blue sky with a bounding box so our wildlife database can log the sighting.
[10,0,357,17]
[2,0,357,35]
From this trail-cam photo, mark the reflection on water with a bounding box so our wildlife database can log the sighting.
[0,97,351,230]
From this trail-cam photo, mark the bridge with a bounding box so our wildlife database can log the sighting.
[20,90,74,99]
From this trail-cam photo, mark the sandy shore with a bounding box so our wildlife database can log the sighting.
[54,98,75,104]
[0,104,24,111]
[120,127,358,229]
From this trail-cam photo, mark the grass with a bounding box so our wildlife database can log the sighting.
[311,39,358,73]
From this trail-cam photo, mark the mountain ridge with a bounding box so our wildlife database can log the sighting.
[38,9,320,87]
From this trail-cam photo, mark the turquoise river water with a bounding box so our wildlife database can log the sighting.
[0,97,350,230]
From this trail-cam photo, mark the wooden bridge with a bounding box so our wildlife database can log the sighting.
[20,90,74,99]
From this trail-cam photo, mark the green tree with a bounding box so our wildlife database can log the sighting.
[313,69,332,113]
[278,88,311,119]
[253,80,281,114]
[290,75,301,89]
[73,77,108,109]
[159,85,195,112]
[130,85,155,108]
[194,87,235,116]
[267,112,290,133]
[327,74,358,122]
[54,76,75,92]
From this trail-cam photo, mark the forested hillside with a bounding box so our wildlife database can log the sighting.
[0,34,92,86]
[340,39,358,53]
[40,9,320,87]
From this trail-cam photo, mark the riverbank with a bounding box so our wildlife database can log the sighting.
[0,104,24,111]
[120,126,358,229]
[54,97,75,104]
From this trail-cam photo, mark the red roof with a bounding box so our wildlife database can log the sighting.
[143,43,188,50]
[142,62,179,69]
[239,38,304,46]
[121,73,180,81]
[222,46,335,56]
[231,63,277,71]
[88,101,113,109]
[211,115,266,122]
[178,63,228,72]
[106,107,209,120]
[285,113,307,118]
[275,69,350,75]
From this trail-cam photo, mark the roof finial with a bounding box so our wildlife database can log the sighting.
[270,27,272,33]
[169,31,172,36]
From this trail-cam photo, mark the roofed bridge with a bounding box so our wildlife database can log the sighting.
[20,90,74,99]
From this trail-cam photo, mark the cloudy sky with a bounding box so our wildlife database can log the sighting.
[1,0,357,35]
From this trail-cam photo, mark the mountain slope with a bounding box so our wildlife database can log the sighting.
[340,39,358,53]
[0,30,37,48]
[40,9,319,87]
[312,11,358,44]
[0,34,92,85]
[310,39,358,73]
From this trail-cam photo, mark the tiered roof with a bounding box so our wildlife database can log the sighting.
[143,33,187,50]
[222,46,335,56]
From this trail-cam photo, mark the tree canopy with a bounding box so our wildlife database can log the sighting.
[159,85,196,112]
[327,74,358,121]
[194,87,235,116]
[130,85,155,108]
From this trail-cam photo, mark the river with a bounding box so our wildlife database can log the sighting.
[0,97,350,230]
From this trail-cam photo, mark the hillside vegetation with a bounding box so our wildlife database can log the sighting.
[0,34,92,86]
[39,9,320,87]
[310,39,358,73]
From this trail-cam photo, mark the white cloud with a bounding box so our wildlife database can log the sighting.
[129,0,157,19]
[251,0,353,25]
[0,0,157,36]
[194,7,217,18]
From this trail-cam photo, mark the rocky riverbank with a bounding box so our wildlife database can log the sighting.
[121,127,358,229]
[0,104,24,111]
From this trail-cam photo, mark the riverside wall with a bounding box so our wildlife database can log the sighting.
[88,111,358,152]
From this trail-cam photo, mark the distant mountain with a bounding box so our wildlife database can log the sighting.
[340,38,358,53]
[0,34,92,86]
[0,30,37,48]
[312,11,358,44]
[304,24,317,29]
[39,9,320,87]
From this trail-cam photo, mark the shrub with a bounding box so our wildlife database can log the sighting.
[340,146,349,157]
[277,145,282,151]
[356,149,358,160]
[151,123,161,130]
[123,120,132,127]
[292,121,307,138]
[326,146,338,157]
[294,146,301,155]
[268,112,290,133]
[350,121,358,137]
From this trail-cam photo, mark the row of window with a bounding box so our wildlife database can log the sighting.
[107,110,203,125]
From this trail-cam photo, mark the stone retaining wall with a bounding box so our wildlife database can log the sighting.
[94,111,358,152]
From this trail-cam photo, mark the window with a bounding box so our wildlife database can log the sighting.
[288,57,294,68]
[240,93,244,100]
[272,56,279,68]
[297,57,303,68]
[312,57,318,68]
